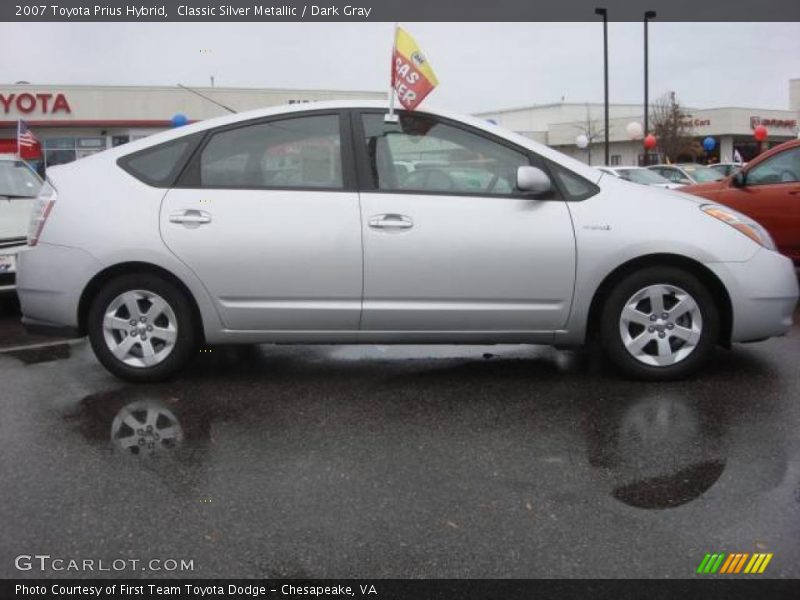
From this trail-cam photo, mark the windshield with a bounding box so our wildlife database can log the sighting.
[617,168,672,185]
[0,160,42,198]
[680,164,724,183]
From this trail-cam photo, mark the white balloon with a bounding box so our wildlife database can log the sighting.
[575,134,589,149]
[626,121,644,140]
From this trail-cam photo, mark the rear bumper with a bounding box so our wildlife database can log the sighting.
[0,272,15,292]
[0,242,24,292]
[16,243,102,334]
[707,248,799,343]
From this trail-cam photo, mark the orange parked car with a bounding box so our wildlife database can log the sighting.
[682,139,800,265]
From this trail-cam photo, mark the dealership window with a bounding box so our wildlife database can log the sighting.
[43,136,109,168]
[43,138,77,168]
[610,155,621,166]
[360,112,531,195]
[198,114,343,189]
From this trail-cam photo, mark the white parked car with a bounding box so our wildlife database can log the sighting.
[647,163,725,185]
[597,166,684,189]
[16,101,798,382]
[0,156,42,291]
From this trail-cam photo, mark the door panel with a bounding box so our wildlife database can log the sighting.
[353,111,576,333]
[360,192,576,331]
[161,189,362,331]
[158,111,362,332]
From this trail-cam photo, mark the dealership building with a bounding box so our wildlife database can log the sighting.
[478,78,800,166]
[2,80,799,171]
[0,84,384,171]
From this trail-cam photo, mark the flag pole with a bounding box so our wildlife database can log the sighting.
[16,120,21,158]
[386,22,399,123]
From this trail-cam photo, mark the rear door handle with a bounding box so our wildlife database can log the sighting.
[169,210,212,227]
[368,214,414,229]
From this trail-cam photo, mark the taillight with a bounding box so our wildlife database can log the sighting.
[28,181,57,246]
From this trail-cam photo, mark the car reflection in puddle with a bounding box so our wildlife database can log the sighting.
[72,388,213,462]
[585,393,728,510]
[110,399,185,457]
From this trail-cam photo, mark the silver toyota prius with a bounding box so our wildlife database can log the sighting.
[17,101,798,382]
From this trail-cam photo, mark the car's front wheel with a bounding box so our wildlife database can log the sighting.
[600,267,720,380]
[88,274,197,382]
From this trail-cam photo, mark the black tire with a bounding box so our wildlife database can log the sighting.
[88,273,198,382]
[600,266,720,381]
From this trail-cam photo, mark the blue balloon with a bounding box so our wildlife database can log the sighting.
[171,113,189,127]
[703,136,716,151]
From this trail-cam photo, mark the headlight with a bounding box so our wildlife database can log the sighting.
[701,204,776,251]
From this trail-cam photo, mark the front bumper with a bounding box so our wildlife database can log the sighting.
[707,248,799,343]
[16,242,103,336]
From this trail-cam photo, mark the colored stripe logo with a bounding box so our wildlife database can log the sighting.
[696,552,773,574]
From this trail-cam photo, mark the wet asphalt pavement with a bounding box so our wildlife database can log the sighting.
[0,300,798,579]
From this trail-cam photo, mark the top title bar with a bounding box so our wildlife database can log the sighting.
[3,0,800,22]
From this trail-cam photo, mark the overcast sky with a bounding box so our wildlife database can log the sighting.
[1,22,798,113]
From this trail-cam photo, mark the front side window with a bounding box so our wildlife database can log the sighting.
[199,114,343,189]
[746,147,800,186]
[360,113,531,195]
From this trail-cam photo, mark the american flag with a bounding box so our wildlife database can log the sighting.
[17,120,39,151]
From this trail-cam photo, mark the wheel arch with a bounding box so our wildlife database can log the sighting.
[77,261,205,342]
[586,253,733,347]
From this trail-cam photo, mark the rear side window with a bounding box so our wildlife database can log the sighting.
[197,114,343,189]
[118,136,198,187]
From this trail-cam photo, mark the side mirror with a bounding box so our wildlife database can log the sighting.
[732,172,746,188]
[517,166,552,195]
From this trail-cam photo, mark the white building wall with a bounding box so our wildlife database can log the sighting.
[790,78,800,112]
[0,84,385,123]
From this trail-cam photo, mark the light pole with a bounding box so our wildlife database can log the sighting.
[643,10,656,165]
[595,7,609,166]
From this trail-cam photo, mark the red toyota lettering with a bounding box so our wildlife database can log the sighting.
[36,93,53,112]
[0,94,14,113]
[52,93,71,113]
[16,93,36,113]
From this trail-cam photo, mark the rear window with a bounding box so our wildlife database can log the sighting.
[0,160,42,198]
[118,135,199,187]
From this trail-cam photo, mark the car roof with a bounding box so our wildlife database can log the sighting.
[94,99,602,184]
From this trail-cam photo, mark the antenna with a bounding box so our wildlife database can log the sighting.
[177,83,237,114]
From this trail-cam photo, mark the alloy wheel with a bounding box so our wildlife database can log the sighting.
[102,289,178,368]
[618,284,703,367]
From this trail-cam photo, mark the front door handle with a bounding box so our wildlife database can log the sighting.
[368,214,414,230]
[169,210,212,227]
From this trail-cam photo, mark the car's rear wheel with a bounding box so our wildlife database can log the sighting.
[600,267,719,380]
[88,274,197,382]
